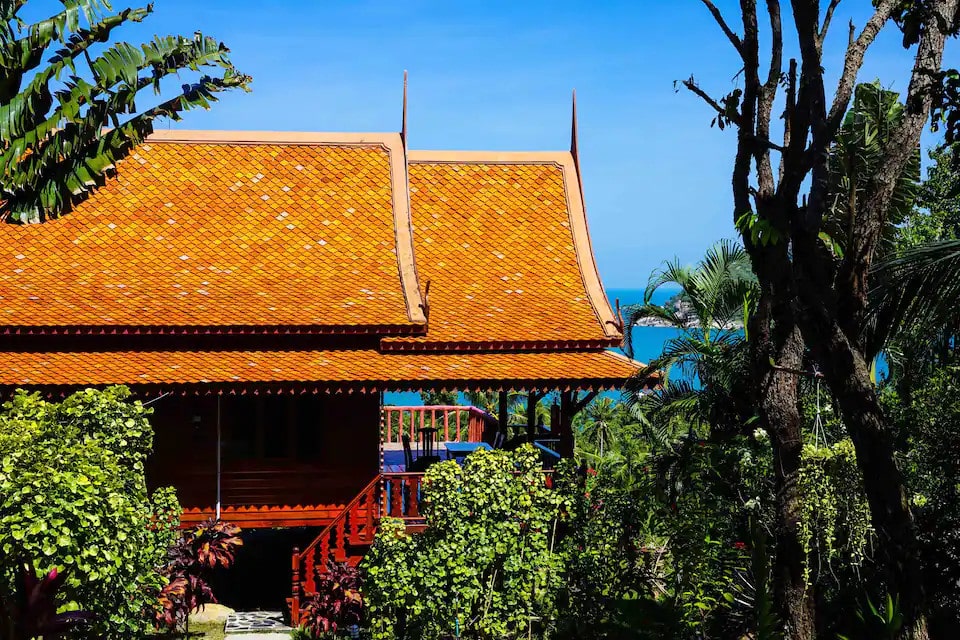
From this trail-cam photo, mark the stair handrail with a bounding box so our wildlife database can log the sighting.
[290,475,381,625]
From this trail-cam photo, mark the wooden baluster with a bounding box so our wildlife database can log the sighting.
[385,408,392,443]
[409,410,416,442]
[305,546,317,594]
[334,519,347,561]
[409,477,420,518]
[347,503,357,544]
[366,484,376,541]
[392,476,403,516]
[444,410,450,441]
[290,547,301,625]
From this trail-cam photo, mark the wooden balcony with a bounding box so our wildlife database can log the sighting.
[382,405,491,444]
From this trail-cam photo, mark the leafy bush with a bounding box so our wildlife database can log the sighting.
[299,561,364,638]
[553,464,665,639]
[0,387,180,638]
[363,446,569,640]
[157,519,243,632]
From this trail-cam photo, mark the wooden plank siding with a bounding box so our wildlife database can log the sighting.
[146,393,381,529]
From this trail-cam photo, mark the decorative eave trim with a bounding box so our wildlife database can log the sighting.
[383,132,428,324]
[0,323,425,337]
[558,152,622,340]
[379,338,622,352]
[2,377,638,398]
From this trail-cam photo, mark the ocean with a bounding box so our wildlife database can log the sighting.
[385,287,679,405]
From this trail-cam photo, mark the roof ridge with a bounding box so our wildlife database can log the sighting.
[145,130,399,145]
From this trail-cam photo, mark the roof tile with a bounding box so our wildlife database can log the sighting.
[0,349,638,390]
[0,140,416,330]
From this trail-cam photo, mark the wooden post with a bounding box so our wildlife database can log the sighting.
[498,390,509,438]
[526,392,539,442]
[559,391,574,458]
[290,547,301,625]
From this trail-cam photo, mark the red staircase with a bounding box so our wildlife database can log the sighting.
[288,472,426,625]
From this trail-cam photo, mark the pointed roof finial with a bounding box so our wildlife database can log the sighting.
[570,88,580,176]
[401,70,409,147]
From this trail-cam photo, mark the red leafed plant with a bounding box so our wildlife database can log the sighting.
[156,519,243,633]
[0,563,95,640]
[299,561,364,636]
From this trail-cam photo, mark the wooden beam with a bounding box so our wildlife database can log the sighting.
[573,390,598,414]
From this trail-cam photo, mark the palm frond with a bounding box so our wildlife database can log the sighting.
[869,238,960,347]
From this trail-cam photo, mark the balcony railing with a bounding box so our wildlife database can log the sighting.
[382,405,491,444]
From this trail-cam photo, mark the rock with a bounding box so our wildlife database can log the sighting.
[188,602,235,625]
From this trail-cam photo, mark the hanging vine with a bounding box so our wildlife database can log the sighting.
[797,439,874,587]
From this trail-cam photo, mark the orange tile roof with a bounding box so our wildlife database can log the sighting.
[0,132,424,332]
[386,152,621,350]
[0,349,640,391]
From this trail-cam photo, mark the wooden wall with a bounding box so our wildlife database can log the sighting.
[146,393,380,528]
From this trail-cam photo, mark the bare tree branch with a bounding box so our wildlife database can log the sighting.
[777,58,797,184]
[818,0,843,49]
[681,78,742,126]
[700,0,745,56]
[756,0,783,194]
[823,0,898,141]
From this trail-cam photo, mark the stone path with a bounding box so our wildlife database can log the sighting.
[224,611,291,636]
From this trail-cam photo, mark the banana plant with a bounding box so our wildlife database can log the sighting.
[0,0,251,223]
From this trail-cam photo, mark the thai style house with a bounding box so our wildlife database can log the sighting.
[0,105,642,617]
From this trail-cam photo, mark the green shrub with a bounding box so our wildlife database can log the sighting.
[0,387,180,638]
[363,446,569,640]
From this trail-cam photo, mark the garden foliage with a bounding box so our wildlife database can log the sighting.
[0,386,180,638]
[363,446,569,639]
[298,561,364,638]
[156,518,243,632]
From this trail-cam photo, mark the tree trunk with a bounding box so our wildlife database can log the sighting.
[807,318,928,639]
[754,317,815,640]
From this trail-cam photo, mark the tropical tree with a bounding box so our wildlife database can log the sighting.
[623,238,757,441]
[0,0,251,223]
[683,2,958,636]
[578,397,620,457]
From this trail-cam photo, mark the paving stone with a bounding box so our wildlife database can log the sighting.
[224,611,291,635]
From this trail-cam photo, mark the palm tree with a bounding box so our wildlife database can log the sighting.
[622,239,758,441]
[1,0,250,223]
[578,397,619,457]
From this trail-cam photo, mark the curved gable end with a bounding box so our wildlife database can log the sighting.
[386,151,621,350]
[0,131,425,333]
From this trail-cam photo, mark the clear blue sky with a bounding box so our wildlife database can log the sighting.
[80,0,941,287]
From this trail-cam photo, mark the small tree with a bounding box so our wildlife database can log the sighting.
[0,387,180,638]
[0,0,251,223]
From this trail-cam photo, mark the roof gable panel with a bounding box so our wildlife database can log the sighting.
[388,152,620,349]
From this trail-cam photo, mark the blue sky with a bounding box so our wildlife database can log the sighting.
[62,0,944,287]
